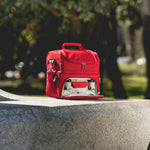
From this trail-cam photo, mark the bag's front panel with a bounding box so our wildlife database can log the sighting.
[59,73,101,98]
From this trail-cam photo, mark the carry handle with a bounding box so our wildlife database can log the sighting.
[62,43,84,50]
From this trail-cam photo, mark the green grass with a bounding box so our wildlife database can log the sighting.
[102,75,113,98]
[122,75,147,99]
[0,78,46,96]
[103,75,147,99]
[118,62,146,76]
[103,62,147,99]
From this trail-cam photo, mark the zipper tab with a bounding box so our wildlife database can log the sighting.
[48,59,54,71]
[81,62,86,69]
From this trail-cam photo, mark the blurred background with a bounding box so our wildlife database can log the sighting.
[0,0,150,99]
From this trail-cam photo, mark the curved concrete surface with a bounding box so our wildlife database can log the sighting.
[0,89,150,150]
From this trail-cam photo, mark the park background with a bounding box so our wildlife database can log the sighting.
[0,0,150,99]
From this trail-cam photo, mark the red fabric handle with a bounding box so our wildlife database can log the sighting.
[71,81,89,88]
[62,43,84,50]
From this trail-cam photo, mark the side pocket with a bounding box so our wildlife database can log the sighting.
[46,71,56,97]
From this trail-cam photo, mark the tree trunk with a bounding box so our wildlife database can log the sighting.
[143,17,150,98]
[141,0,150,99]
[104,11,127,98]
[130,32,136,60]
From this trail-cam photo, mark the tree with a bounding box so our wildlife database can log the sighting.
[141,0,150,99]
[0,0,141,98]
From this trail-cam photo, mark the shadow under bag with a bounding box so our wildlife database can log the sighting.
[46,43,104,99]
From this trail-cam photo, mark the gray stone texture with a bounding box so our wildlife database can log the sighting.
[0,89,150,150]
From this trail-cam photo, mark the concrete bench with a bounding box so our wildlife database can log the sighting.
[0,89,150,150]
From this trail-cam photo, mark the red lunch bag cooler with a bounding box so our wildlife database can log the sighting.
[46,43,104,99]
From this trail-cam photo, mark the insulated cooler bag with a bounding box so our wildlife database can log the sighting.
[46,43,104,99]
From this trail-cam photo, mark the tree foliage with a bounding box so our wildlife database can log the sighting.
[0,0,142,30]
[0,0,142,63]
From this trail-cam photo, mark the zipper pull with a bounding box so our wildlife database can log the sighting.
[81,62,86,69]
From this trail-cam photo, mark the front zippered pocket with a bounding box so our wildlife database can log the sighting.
[61,78,98,97]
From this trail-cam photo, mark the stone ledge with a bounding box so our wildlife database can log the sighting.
[0,89,150,150]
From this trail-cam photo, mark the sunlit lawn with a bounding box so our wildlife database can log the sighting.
[0,79,46,96]
[0,61,147,99]
[103,61,147,99]
[103,75,147,99]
